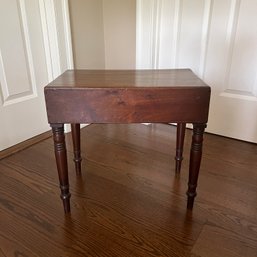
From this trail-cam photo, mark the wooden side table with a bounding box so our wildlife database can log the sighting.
[44,69,211,214]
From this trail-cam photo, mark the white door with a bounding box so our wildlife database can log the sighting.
[0,0,73,151]
[137,0,257,143]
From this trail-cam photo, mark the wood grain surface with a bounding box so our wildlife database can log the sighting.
[44,69,210,124]
[45,69,208,88]
[0,124,257,257]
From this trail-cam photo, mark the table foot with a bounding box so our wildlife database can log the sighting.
[186,123,206,210]
[71,123,82,175]
[175,123,186,173]
[51,124,71,213]
[60,185,71,213]
[187,184,196,209]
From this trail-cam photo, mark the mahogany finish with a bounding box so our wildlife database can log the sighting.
[175,123,186,173]
[187,123,206,209]
[71,123,82,175]
[44,69,211,213]
[51,124,70,213]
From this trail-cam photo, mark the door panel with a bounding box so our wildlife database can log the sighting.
[137,0,257,142]
[204,0,257,142]
[0,0,73,151]
[0,0,38,104]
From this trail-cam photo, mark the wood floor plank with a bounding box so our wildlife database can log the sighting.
[191,224,257,257]
[0,124,257,256]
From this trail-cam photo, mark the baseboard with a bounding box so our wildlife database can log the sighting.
[0,130,52,160]
[0,124,90,160]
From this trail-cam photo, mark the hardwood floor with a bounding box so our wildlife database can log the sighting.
[0,124,257,257]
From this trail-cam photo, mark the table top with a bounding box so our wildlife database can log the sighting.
[44,69,211,124]
[45,69,209,89]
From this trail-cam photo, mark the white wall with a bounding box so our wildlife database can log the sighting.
[69,0,136,69]
[103,0,136,69]
[69,0,105,69]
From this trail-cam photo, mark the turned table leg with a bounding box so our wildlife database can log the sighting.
[51,124,71,213]
[187,123,206,209]
[71,123,82,175]
[175,123,186,173]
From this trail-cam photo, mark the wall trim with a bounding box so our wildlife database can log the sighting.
[199,0,213,78]
[152,0,162,69]
[39,0,61,82]
[0,130,52,160]
[62,0,74,69]
[136,0,142,69]
[224,0,241,91]
[173,0,183,68]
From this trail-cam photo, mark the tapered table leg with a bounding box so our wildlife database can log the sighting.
[71,123,82,175]
[175,123,186,173]
[187,123,206,209]
[51,124,71,213]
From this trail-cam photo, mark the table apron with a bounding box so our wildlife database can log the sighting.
[45,88,210,124]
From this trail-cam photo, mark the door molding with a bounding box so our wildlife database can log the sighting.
[39,0,73,82]
[0,0,37,106]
